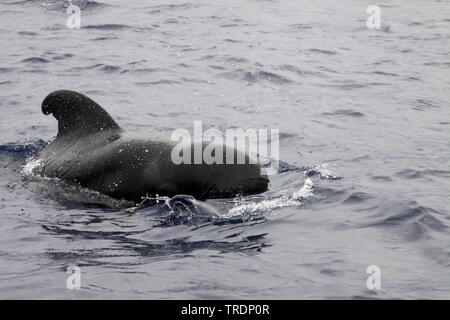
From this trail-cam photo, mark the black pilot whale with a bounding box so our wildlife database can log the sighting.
[36,90,269,201]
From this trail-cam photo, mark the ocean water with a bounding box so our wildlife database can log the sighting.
[0,0,449,299]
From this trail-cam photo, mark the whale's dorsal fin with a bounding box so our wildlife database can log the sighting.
[41,90,121,137]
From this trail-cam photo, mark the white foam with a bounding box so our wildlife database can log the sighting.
[292,177,314,199]
[226,177,314,217]
[21,158,42,176]
[312,163,339,180]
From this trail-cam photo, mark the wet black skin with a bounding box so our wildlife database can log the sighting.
[37,90,269,202]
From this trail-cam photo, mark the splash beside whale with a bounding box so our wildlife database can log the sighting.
[34,90,268,202]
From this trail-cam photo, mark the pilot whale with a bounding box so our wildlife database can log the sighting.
[35,90,268,201]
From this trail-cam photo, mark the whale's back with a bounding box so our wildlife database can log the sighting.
[37,90,268,201]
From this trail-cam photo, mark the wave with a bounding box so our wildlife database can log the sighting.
[395,169,450,180]
[84,24,131,30]
[309,48,337,55]
[12,0,106,11]
[21,57,50,64]
[343,192,372,204]
[150,3,202,12]
[0,140,48,160]
[220,69,292,85]
[362,203,448,242]
[322,109,365,118]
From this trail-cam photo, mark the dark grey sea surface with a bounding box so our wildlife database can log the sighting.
[0,0,449,299]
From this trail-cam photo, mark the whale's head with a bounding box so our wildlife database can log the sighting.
[41,90,121,137]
